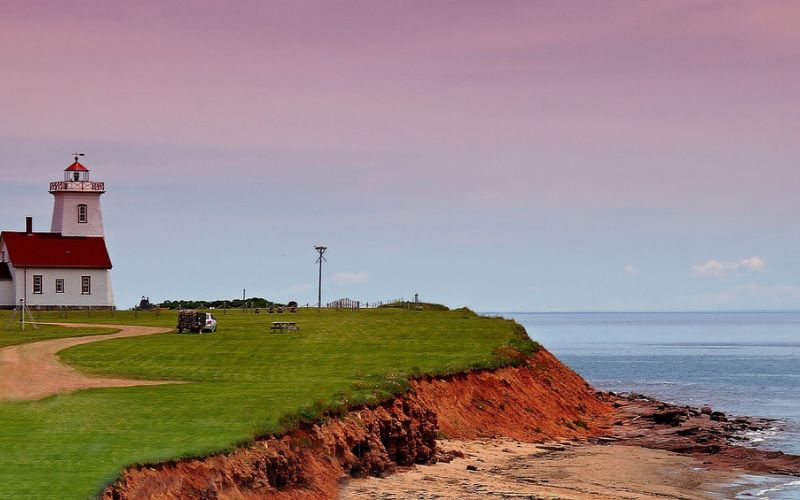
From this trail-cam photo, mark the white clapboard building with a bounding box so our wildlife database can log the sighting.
[0,158,114,309]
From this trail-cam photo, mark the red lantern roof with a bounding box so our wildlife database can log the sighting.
[65,161,89,172]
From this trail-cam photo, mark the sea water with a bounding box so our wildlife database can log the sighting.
[499,311,800,499]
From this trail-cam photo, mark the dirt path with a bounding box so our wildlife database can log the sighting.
[0,323,174,401]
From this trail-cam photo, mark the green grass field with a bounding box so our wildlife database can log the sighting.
[0,308,530,499]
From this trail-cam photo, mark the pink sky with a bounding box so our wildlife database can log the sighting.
[1,1,798,310]
[3,1,797,150]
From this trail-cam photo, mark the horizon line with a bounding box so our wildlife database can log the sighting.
[483,309,800,315]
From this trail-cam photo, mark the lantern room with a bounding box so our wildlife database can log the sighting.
[64,156,90,182]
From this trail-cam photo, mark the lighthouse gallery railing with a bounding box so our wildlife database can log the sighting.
[49,181,105,192]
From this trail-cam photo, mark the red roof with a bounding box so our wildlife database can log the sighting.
[65,161,89,172]
[0,232,112,269]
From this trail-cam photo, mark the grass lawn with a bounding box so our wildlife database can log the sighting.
[0,308,529,499]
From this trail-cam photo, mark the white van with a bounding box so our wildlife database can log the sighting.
[199,312,218,333]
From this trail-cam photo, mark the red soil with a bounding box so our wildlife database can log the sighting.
[411,348,614,441]
[104,348,615,499]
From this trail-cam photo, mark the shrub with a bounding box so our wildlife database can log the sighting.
[453,307,478,318]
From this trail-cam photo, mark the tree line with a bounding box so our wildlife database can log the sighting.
[159,297,285,310]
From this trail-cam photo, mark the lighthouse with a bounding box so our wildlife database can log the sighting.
[0,155,114,309]
[50,155,106,237]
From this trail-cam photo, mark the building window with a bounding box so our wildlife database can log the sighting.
[81,276,92,295]
[33,275,43,294]
[56,279,65,294]
[78,204,88,223]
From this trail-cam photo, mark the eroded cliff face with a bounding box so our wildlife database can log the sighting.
[411,348,613,442]
[103,348,613,499]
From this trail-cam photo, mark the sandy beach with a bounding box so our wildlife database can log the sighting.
[342,438,764,499]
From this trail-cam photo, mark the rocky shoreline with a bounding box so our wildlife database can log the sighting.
[601,391,800,476]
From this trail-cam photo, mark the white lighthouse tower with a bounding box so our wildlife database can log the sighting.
[50,154,106,237]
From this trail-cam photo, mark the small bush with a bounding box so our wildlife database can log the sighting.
[277,413,300,431]
[297,399,330,422]
[453,307,478,318]
[509,323,541,355]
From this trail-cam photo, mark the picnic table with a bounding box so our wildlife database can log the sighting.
[270,321,299,332]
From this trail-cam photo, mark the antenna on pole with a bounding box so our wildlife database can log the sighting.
[315,245,327,311]
[5,299,38,331]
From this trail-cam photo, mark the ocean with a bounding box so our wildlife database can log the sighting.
[501,311,800,499]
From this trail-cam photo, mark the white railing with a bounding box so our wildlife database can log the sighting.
[49,181,105,192]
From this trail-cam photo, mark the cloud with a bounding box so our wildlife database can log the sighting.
[624,265,640,276]
[692,256,765,278]
[331,271,371,284]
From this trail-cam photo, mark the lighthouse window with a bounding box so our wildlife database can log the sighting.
[33,275,43,294]
[78,204,88,223]
[81,276,92,295]
[55,279,65,294]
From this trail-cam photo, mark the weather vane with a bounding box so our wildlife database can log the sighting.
[72,152,85,162]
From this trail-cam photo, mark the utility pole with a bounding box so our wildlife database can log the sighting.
[315,245,327,311]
